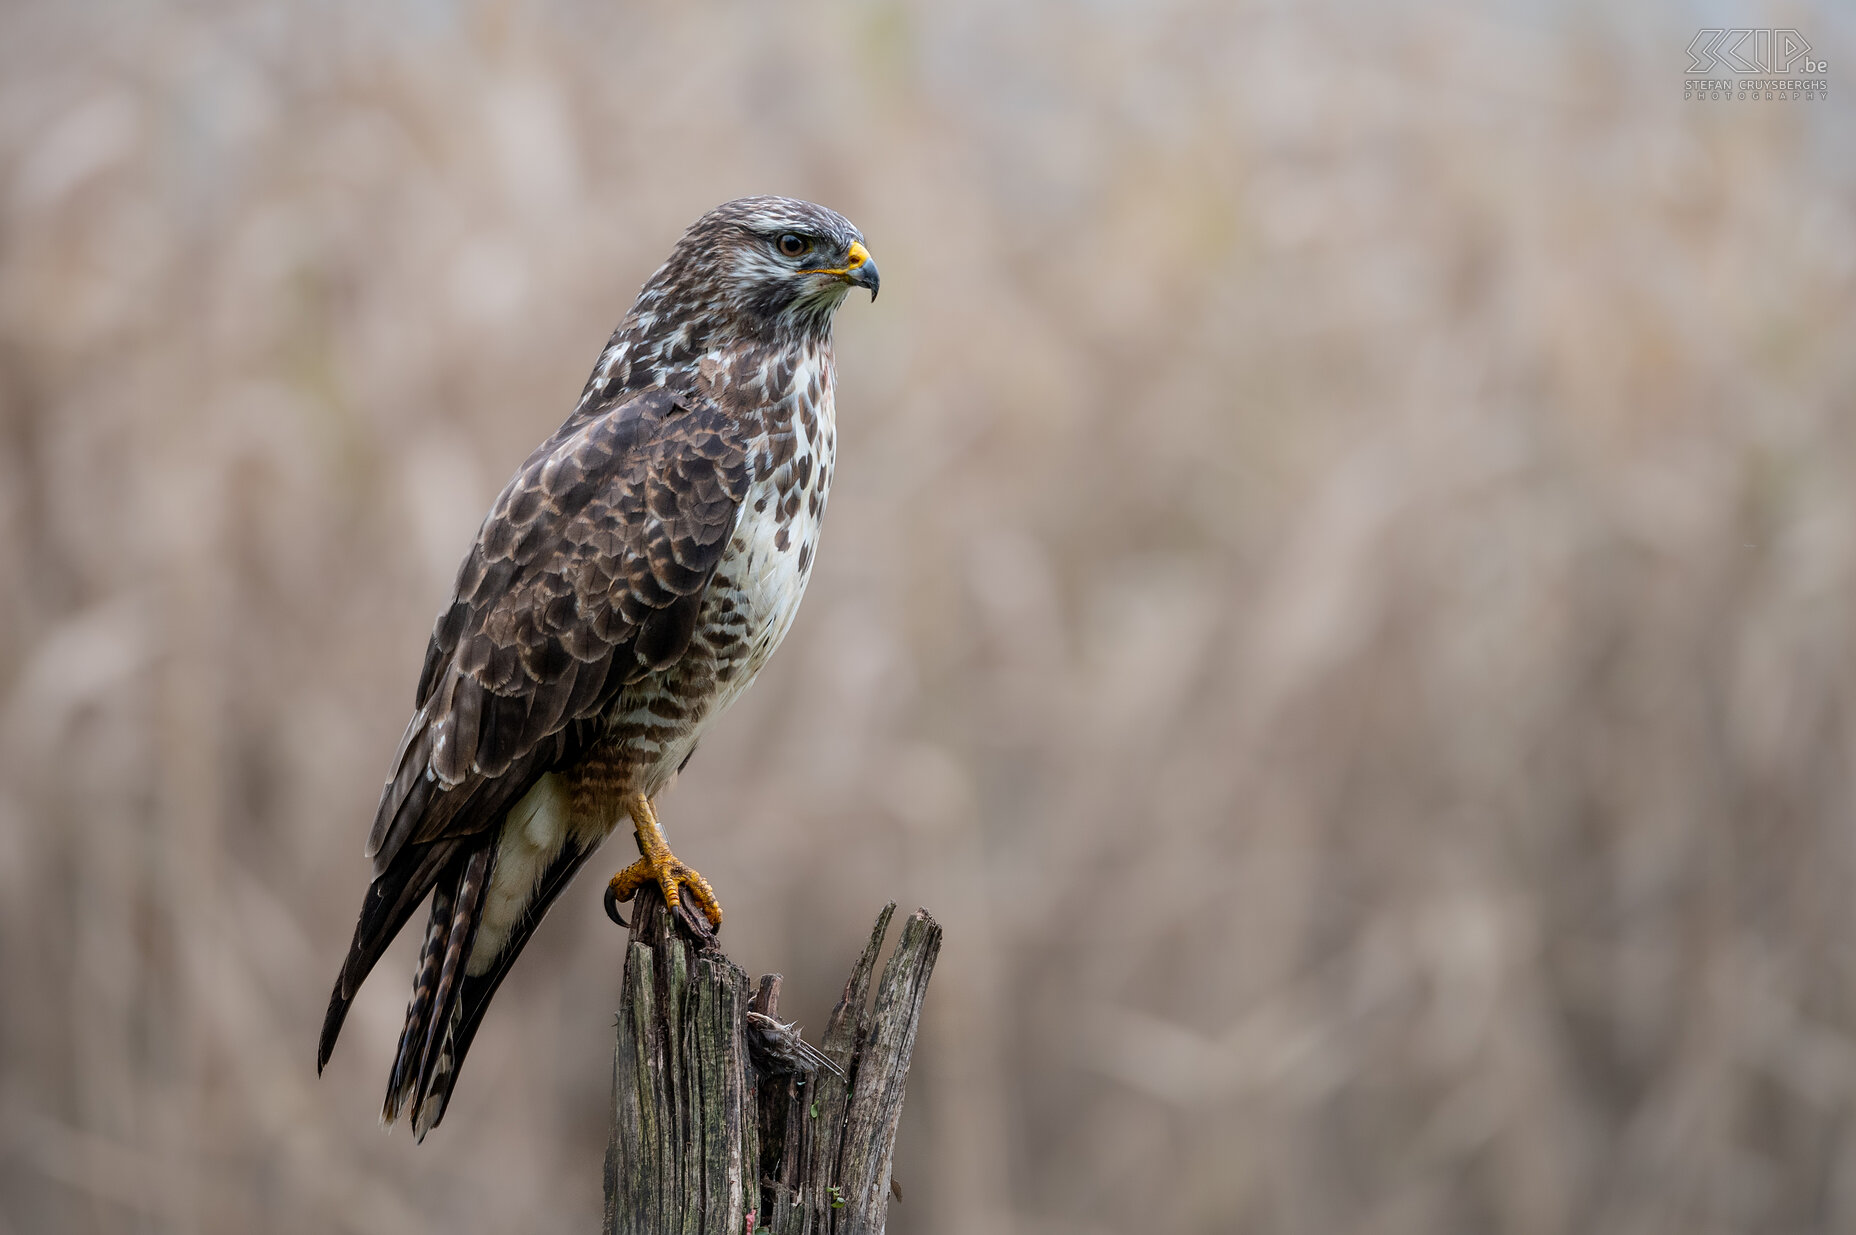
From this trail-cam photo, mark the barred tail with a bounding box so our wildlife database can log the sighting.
[379,843,496,1138]
[381,880,454,1123]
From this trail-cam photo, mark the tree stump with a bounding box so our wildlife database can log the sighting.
[604,890,941,1235]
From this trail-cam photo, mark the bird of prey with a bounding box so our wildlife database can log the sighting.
[317,197,878,1137]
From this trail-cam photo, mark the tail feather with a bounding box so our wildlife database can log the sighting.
[319,730,602,1138]
[320,745,559,1077]
[318,837,459,1073]
[411,1000,465,1140]
[381,879,455,1123]
[401,834,603,1136]
[404,844,495,1137]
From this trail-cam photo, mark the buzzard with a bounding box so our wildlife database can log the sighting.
[317,197,878,1136]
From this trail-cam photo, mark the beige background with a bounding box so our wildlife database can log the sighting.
[2,2,1854,1232]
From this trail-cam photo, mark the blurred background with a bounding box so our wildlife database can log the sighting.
[2,1,1854,1232]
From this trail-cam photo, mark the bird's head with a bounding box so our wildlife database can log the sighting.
[642,196,879,344]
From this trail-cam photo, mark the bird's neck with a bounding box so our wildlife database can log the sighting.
[570,315,834,431]
[586,299,835,395]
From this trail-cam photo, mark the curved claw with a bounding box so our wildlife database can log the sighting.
[605,794,723,934]
[605,853,723,932]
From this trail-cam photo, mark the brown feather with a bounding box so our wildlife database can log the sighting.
[410,844,495,1134]
[382,879,453,1122]
[318,836,460,1071]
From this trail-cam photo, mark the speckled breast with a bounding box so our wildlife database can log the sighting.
[600,375,835,798]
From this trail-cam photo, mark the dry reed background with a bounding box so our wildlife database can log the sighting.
[3,1,1855,1232]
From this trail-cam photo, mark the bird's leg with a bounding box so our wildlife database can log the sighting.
[603,793,723,930]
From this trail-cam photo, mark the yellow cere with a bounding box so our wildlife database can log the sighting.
[801,240,870,278]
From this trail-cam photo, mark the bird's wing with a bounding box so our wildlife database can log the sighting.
[371,386,750,871]
[319,387,750,1079]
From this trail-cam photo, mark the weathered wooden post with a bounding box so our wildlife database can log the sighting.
[605,891,940,1235]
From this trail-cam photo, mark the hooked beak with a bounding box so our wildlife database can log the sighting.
[845,240,879,301]
[804,240,880,301]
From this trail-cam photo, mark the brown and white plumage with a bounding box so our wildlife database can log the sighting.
[317,197,878,1137]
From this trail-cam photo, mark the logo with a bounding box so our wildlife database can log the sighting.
[1686,29,1823,75]
[1684,29,1828,101]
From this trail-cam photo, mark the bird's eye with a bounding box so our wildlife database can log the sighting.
[777,233,809,258]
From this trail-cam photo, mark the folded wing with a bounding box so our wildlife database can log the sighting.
[317,388,750,1134]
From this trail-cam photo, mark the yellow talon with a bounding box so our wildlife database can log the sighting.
[603,794,722,929]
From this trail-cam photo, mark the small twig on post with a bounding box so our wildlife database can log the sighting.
[605,889,940,1235]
